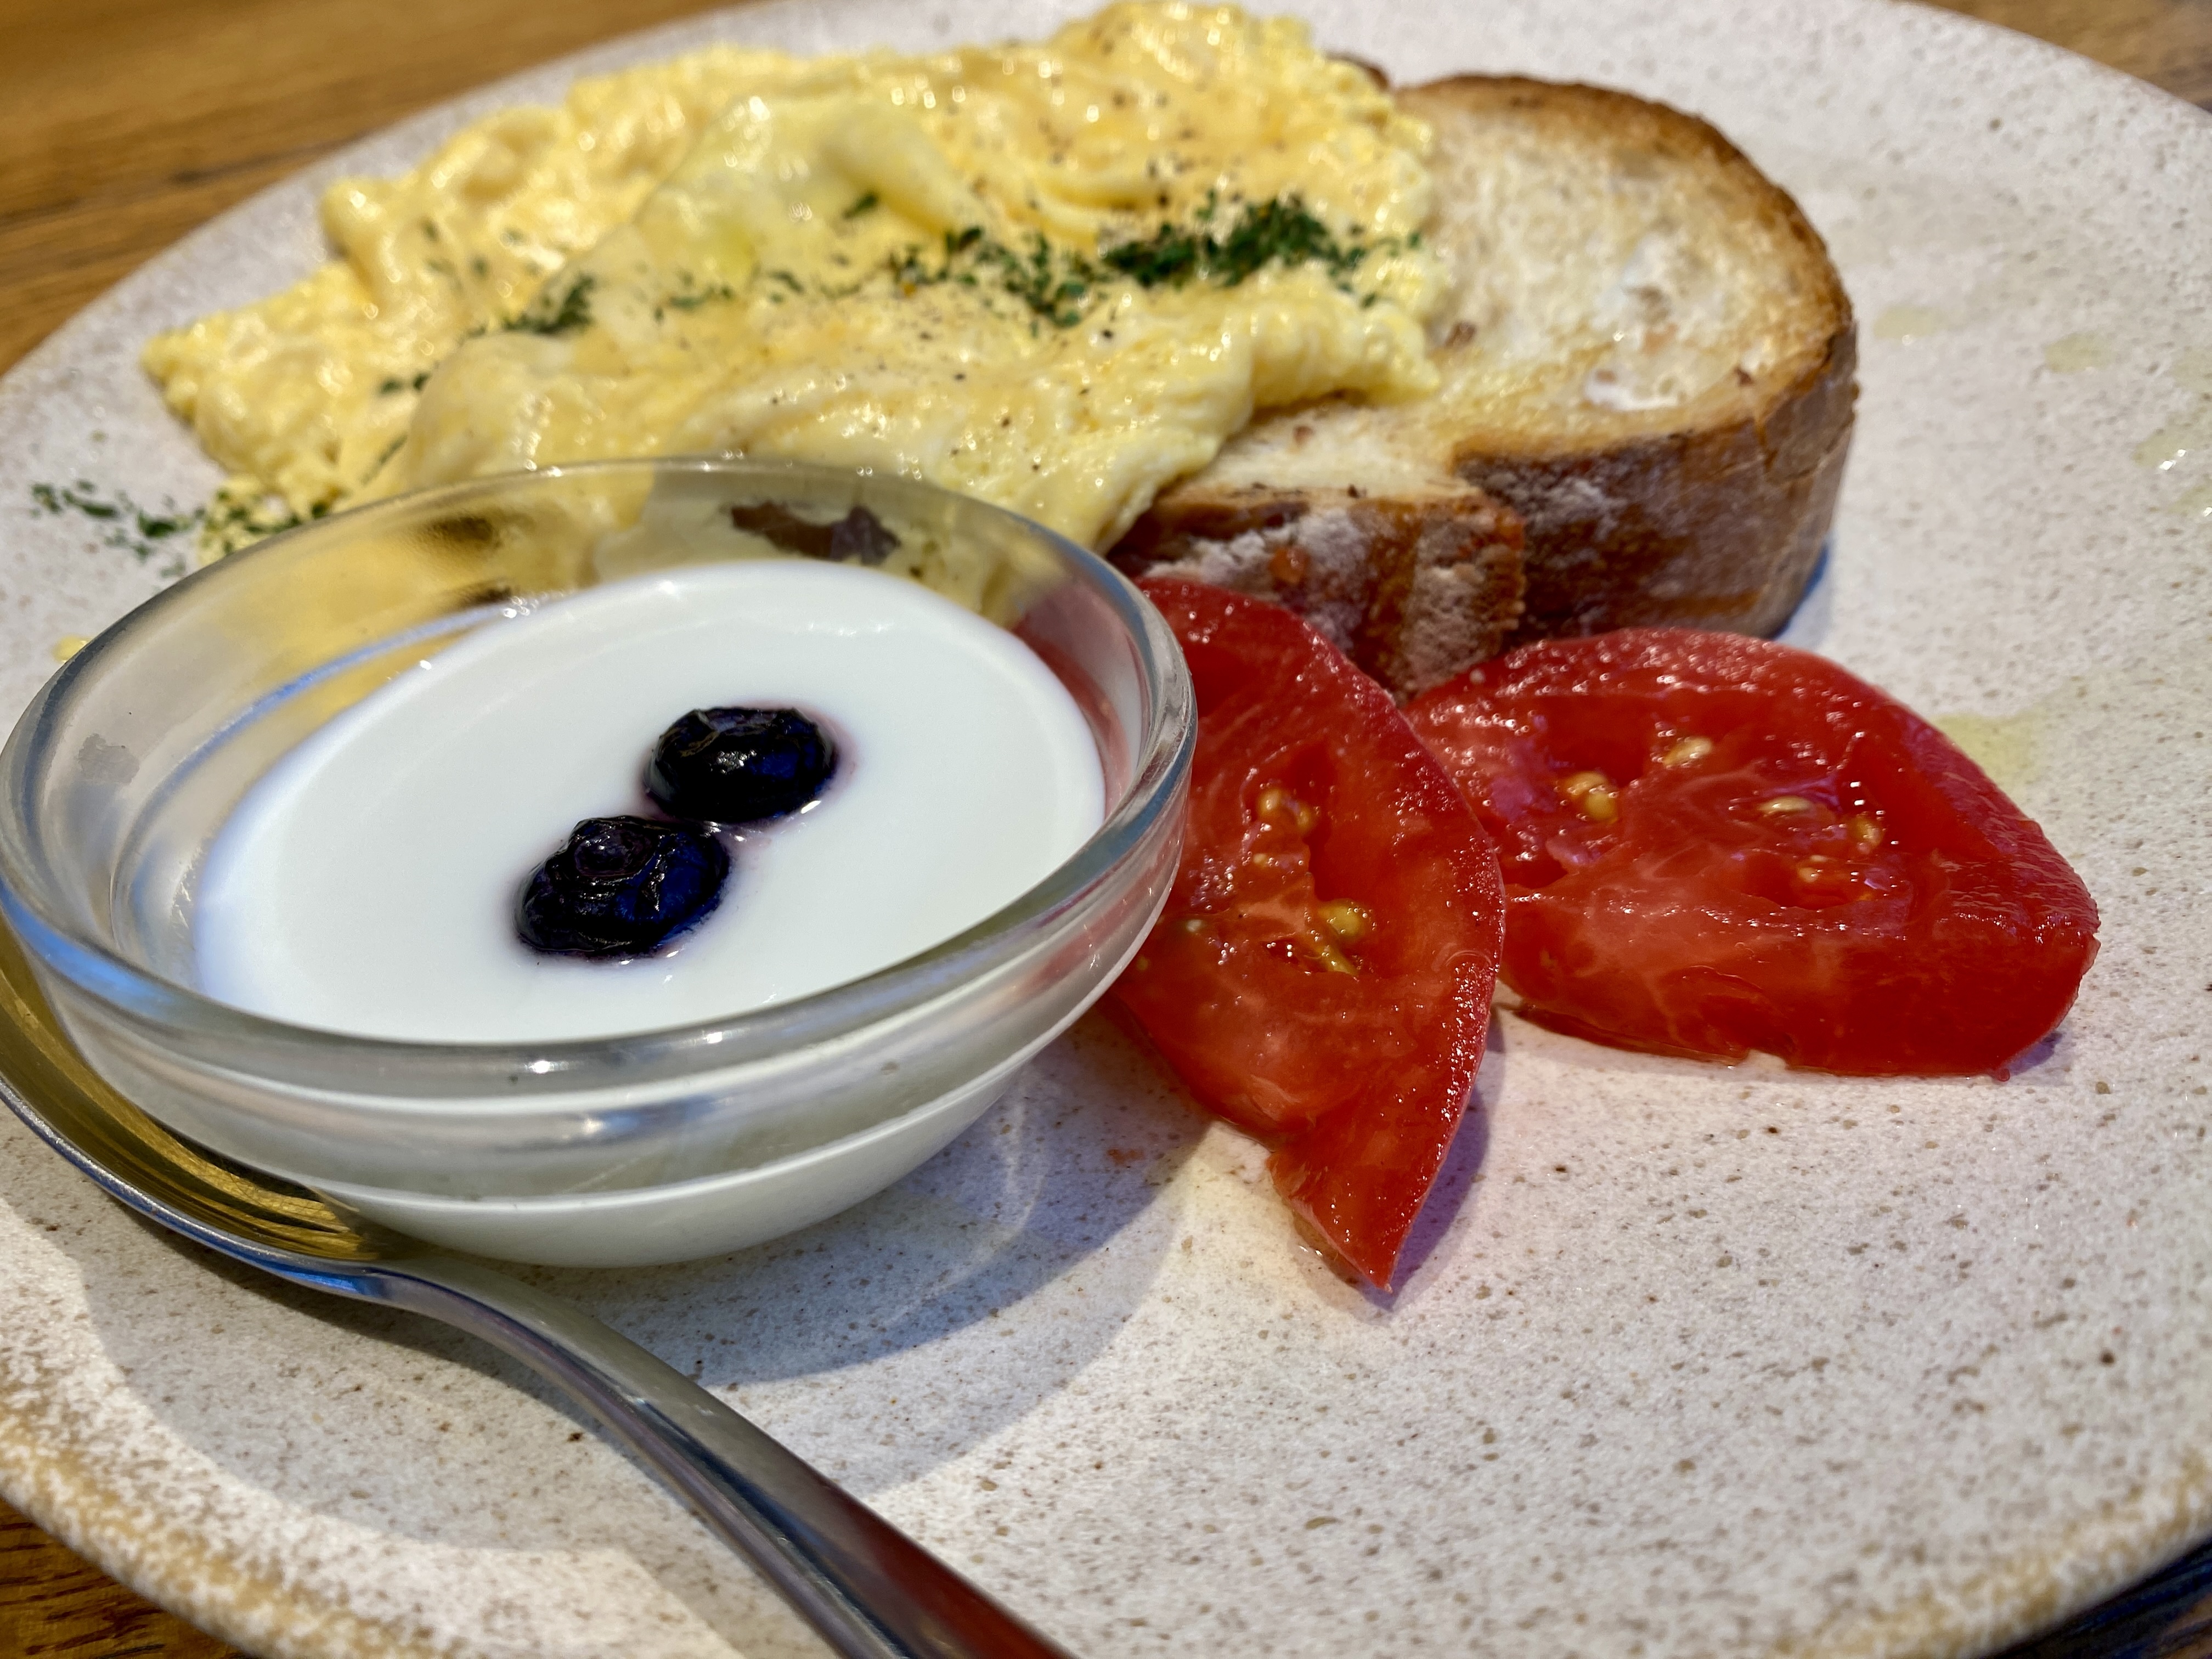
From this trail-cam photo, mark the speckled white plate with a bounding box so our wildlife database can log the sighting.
[3,2,2210,1654]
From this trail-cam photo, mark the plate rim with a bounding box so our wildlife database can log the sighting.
[4,2,2211,1655]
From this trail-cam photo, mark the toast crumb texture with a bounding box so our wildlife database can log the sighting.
[1113,74,1857,691]
[1114,482,1525,696]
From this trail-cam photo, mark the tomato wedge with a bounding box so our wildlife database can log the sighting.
[1404,628,2099,1076]
[1113,579,1505,1288]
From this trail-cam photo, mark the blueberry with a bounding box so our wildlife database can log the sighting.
[646,707,835,823]
[517,816,729,957]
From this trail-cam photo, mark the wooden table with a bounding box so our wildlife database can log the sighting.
[2,1,2210,1654]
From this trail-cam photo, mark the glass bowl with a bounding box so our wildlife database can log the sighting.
[0,458,1192,1266]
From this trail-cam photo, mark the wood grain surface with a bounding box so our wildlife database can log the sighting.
[1,1,2209,1655]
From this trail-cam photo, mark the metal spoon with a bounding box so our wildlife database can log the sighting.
[0,921,1074,1659]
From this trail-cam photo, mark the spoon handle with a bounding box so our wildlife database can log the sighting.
[374,1254,1076,1659]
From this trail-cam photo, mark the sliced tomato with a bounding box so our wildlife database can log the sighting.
[1113,579,1505,1288]
[1404,628,2099,1076]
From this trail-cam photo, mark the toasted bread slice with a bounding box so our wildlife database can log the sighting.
[1114,75,1856,693]
[1113,478,1525,697]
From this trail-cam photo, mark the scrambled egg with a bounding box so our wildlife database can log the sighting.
[145,47,799,524]
[145,3,1442,555]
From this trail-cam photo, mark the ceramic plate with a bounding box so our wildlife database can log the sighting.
[3,2,2210,1654]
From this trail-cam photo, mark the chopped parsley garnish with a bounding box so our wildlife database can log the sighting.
[30,482,114,520]
[29,481,202,570]
[881,195,1400,328]
[31,479,202,560]
[503,274,597,336]
[888,228,977,294]
[1103,195,1373,289]
[377,370,433,395]
[977,234,1094,327]
[365,436,407,482]
[1095,223,1197,288]
[200,482,328,559]
[663,282,736,313]
[842,191,881,218]
[888,227,1092,326]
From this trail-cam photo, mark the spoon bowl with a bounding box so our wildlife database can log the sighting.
[0,916,1076,1659]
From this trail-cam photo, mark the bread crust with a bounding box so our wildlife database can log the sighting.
[1418,77,1857,639]
[1114,72,1857,680]
[1461,319,1855,636]
[1111,484,1526,696]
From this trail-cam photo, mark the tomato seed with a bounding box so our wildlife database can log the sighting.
[1319,900,1374,942]
[1558,770,1618,822]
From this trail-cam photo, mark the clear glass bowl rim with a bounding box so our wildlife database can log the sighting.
[0,456,1193,1077]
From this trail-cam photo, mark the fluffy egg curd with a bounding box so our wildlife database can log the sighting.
[145,47,798,538]
[144,3,1443,557]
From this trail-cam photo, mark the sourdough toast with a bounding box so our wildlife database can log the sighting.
[1111,479,1525,697]
[1114,75,1857,695]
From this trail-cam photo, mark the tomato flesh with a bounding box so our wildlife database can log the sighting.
[1113,579,1505,1288]
[1406,628,2099,1076]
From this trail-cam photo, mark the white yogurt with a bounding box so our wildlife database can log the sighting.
[194,561,1104,1042]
